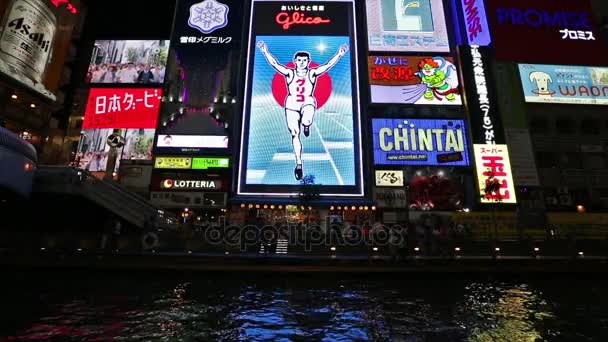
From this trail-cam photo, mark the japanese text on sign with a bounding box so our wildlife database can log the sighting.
[83,88,162,129]
[470,45,494,145]
[474,144,517,204]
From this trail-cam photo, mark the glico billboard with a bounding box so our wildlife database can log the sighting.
[518,64,608,106]
[372,119,470,166]
[486,0,607,65]
[366,0,450,52]
[368,55,462,105]
[237,0,364,197]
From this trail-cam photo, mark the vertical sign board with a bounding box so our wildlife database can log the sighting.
[460,0,491,46]
[238,0,363,196]
[460,45,503,145]
[153,0,239,156]
[474,144,517,204]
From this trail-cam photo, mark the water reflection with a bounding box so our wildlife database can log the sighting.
[1,273,606,341]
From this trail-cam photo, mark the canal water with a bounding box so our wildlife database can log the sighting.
[0,271,607,341]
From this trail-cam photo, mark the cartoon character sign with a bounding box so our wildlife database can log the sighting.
[368,55,462,105]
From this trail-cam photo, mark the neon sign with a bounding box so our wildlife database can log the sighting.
[496,8,592,29]
[461,0,491,45]
[50,0,78,14]
[275,12,331,30]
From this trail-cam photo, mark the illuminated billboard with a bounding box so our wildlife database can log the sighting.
[485,0,607,65]
[83,88,162,129]
[474,144,517,204]
[518,64,608,105]
[76,128,155,172]
[87,40,169,84]
[0,0,81,100]
[460,0,491,46]
[366,0,450,53]
[368,56,462,105]
[238,0,363,196]
[372,119,470,166]
[154,156,230,170]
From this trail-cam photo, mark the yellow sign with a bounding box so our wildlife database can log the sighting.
[474,144,517,204]
[154,157,192,169]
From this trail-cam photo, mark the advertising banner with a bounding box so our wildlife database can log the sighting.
[87,40,169,85]
[0,0,80,100]
[460,45,504,145]
[192,157,229,170]
[372,119,470,166]
[518,64,608,105]
[474,144,517,204]
[156,134,229,150]
[368,55,462,105]
[83,88,162,129]
[238,0,363,196]
[157,178,223,191]
[375,170,404,187]
[153,156,230,169]
[75,128,155,172]
[460,0,491,46]
[485,0,607,65]
[366,0,450,52]
[154,157,192,169]
[153,0,240,157]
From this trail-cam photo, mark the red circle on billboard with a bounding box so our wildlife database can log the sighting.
[271,62,332,109]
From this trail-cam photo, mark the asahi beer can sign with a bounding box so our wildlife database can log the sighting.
[0,0,56,83]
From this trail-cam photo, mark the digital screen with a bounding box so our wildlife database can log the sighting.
[76,128,155,172]
[518,64,608,106]
[238,0,363,196]
[368,55,462,105]
[486,0,607,65]
[87,40,170,84]
[474,144,517,204]
[192,157,229,170]
[83,88,162,129]
[154,157,192,169]
[366,0,450,52]
[372,118,470,166]
[0,0,81,101]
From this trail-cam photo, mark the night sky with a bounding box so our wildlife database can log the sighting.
[84,0,176,39]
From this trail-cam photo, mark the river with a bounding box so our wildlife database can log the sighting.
[1,271,607,341]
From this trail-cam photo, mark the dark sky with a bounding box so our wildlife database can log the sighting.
[84,0,176,39]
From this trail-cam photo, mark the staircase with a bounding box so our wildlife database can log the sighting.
[33,166,160,229]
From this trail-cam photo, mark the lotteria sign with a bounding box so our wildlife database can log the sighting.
[518,64,608,106]
[372,119,470,166]
[161,179,221,190]
[460,0,491,46]
[486,0,607,65]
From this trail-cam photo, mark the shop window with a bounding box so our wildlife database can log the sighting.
[555,119,577,135]
[581,119,601,135]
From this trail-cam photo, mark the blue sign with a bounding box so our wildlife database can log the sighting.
[372,119,470,166]
[518,64,608,105]
[461,0,491,46]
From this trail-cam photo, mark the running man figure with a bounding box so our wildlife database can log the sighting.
[257,41,349,180]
